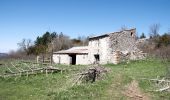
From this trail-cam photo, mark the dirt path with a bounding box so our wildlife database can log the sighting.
[105,73,151,100]
[123,80,150,100]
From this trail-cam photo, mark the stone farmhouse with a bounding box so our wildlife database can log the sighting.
[53,28,145,65]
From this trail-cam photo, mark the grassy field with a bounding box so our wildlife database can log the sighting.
[0,59,170,100]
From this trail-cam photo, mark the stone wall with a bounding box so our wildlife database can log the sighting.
[76,54,89,65]
[87,29,145,64]
[88,36,110,64]
[109,29,146,62]
[53,54,70,65]
[109,29,137,52]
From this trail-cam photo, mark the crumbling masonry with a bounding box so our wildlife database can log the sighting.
[53,28,146,65]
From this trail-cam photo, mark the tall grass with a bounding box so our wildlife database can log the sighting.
[0,59,169,100]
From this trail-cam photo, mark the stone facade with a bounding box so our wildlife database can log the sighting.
[109,29,136,52]
[53,28,145,65]
[88,35,110,64]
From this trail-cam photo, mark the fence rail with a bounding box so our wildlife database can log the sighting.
[0,62,63,78]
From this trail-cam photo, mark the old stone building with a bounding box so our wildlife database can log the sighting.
[53,28,145,65]
[53,46,89,65]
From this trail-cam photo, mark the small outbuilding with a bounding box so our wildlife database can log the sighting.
[53,46,89,65]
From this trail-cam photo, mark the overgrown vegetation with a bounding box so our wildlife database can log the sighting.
[0,59,169,100]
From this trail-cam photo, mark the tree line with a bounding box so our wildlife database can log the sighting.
[138,23,170,48]
[137,24,170,60]
[8,24,170,60]
[9,32,88,59]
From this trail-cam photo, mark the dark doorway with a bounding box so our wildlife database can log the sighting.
[94,54,100,62]
[69,54,76,65]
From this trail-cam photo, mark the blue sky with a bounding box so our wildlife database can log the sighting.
[0,0,170,53]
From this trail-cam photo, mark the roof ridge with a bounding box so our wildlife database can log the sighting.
[89,28,136,39]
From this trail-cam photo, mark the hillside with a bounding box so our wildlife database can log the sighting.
[0,59,170,100]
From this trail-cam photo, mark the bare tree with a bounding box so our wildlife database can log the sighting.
[149,23,160,38]
[52,33,73,52]
[17,39,33,54]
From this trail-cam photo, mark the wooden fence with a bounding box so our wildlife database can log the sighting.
[0,62,63,78]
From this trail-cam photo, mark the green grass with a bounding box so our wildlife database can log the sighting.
[0,59,169,100]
